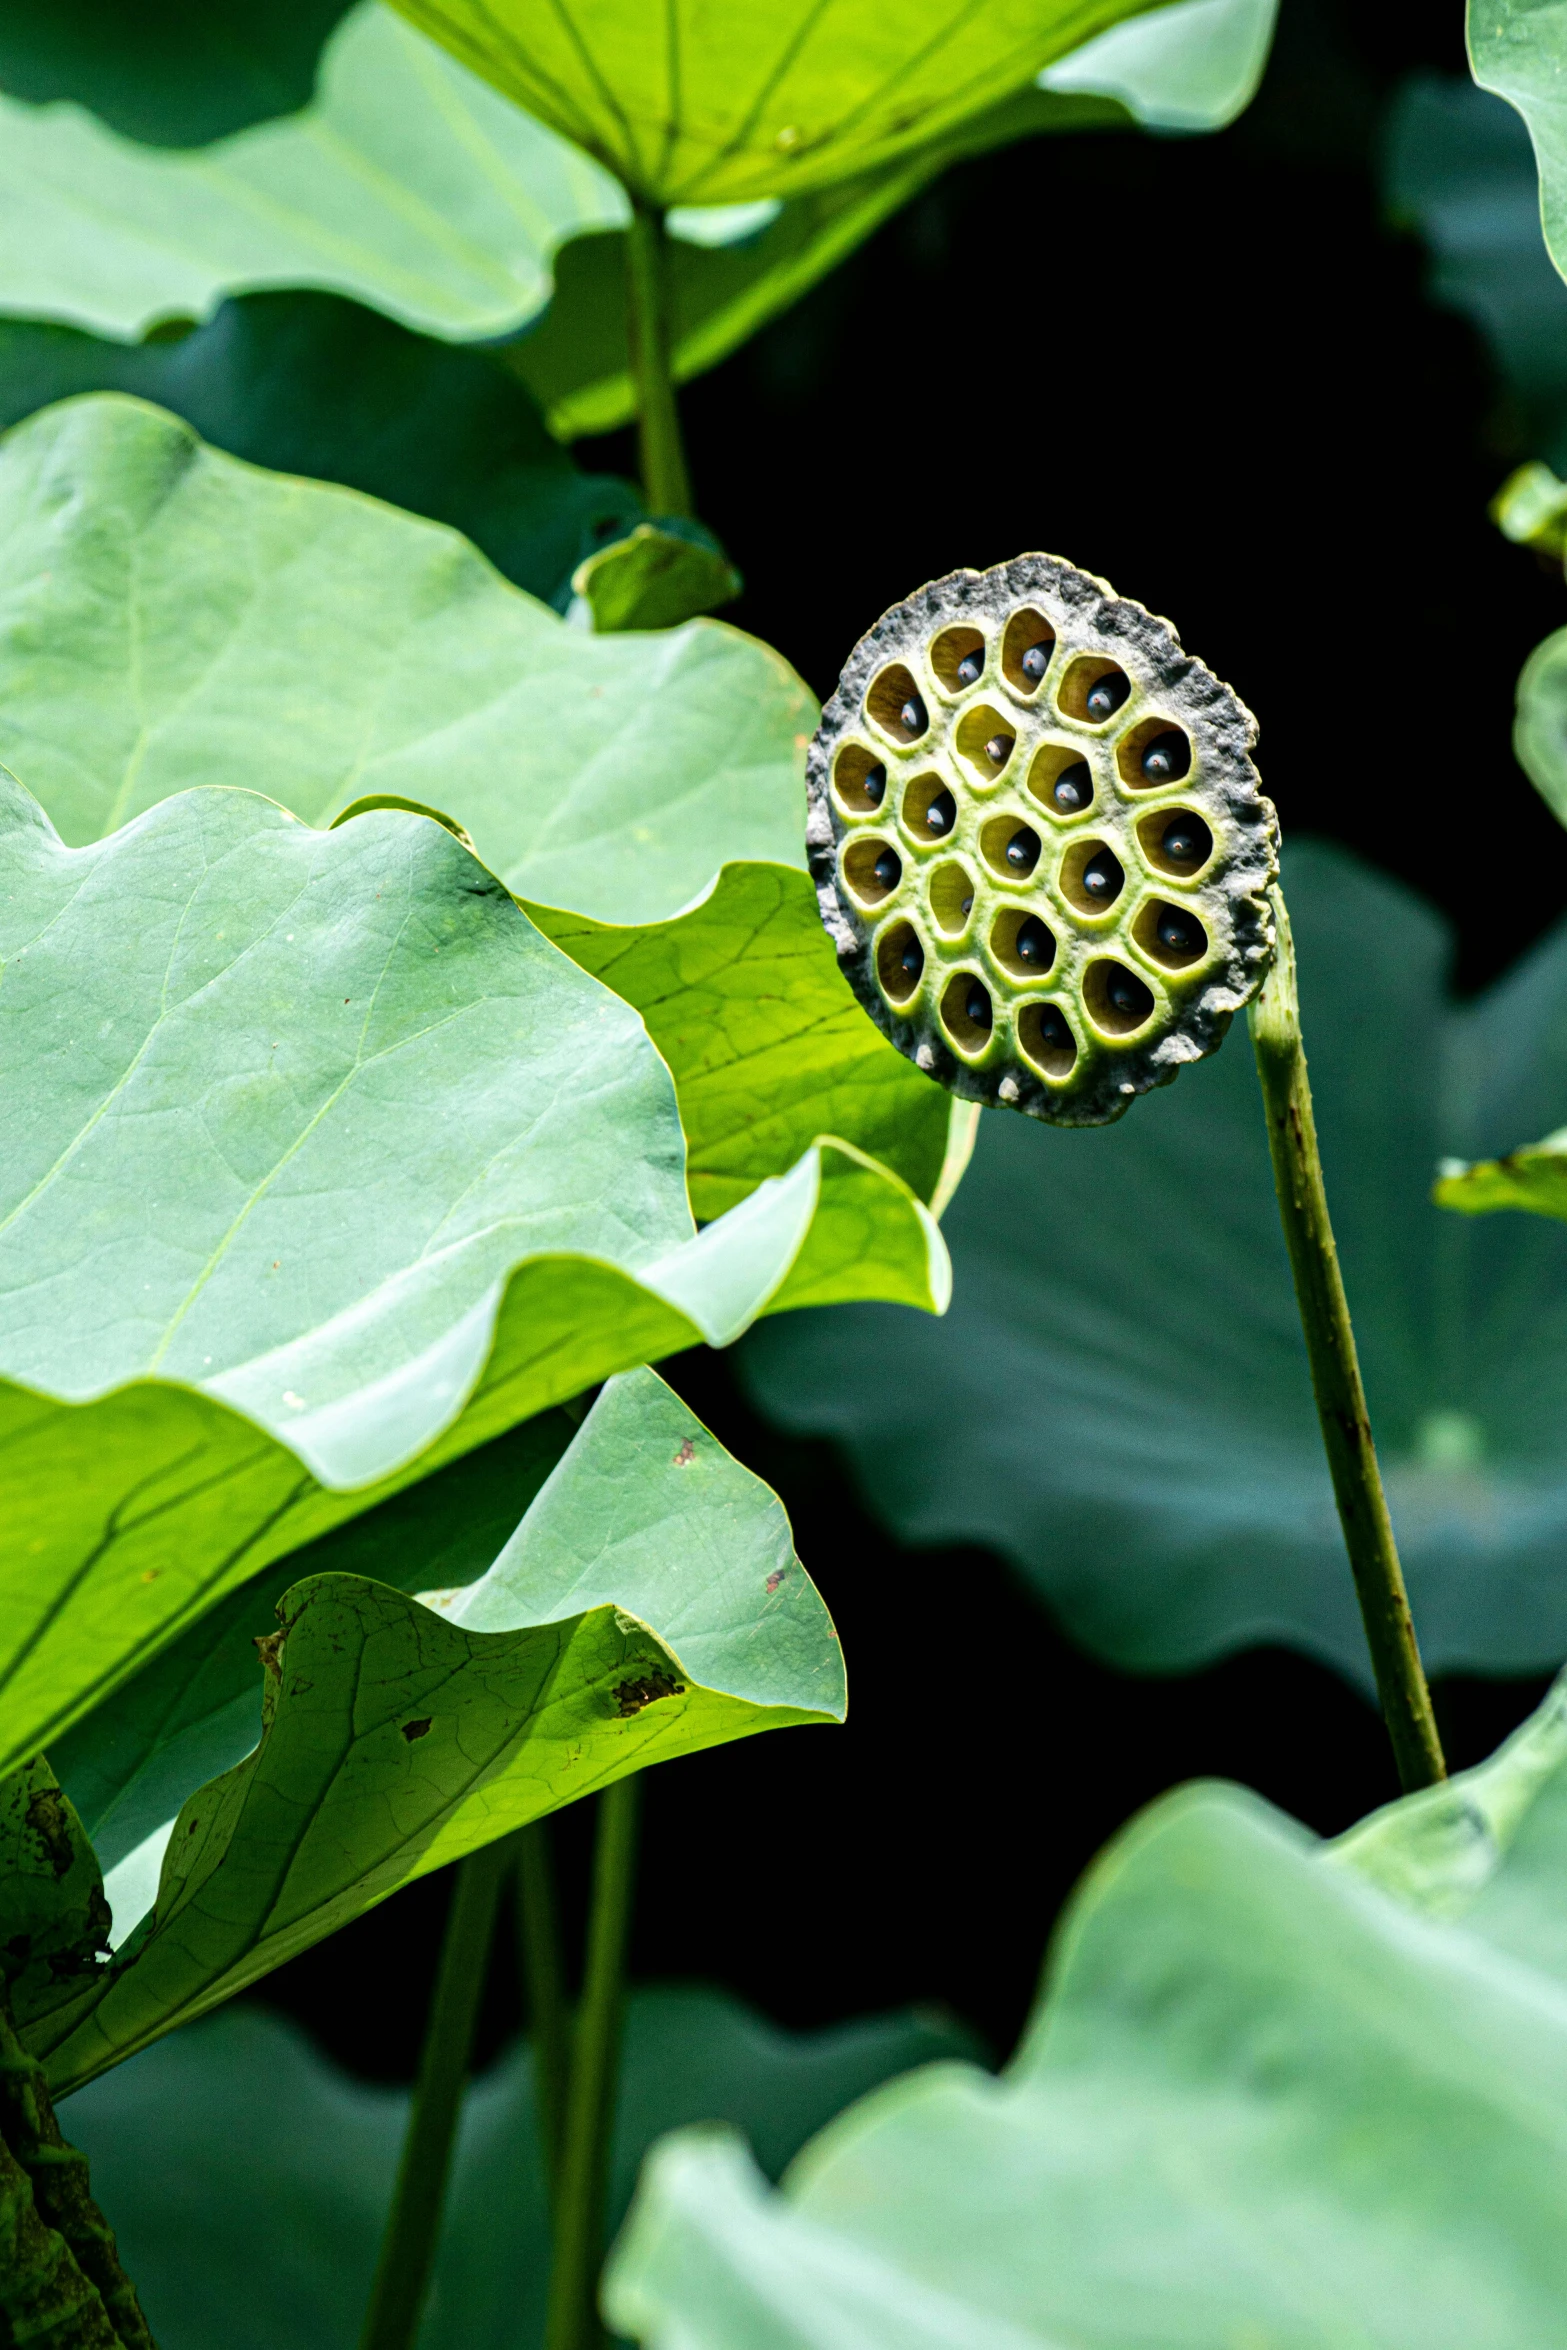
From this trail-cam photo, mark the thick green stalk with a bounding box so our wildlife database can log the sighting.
[358,1841,511,2350]
[623,205,692,518]
[514,1822,570,2213]
[1248,888,1446,1790]
[543,1777,642,2350]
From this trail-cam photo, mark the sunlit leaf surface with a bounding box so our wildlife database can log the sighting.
[15,1370,845,2092]
[608,1680,1567,2349]
[742,843,1567,1679]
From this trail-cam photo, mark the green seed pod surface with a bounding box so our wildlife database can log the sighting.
[807,554,1280,1125]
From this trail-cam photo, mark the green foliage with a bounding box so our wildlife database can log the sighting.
[12,1368,845,2094]
[1471,0,1567,302]
[0,394,800,910]
[570,524,740,632]
[607,1677,1567,2349]
[0,292,644,610]
[61,1989,977,2348]
[0,775,944,1777]
[0,3,626,345]
[1514,619,1567,823]
[1436,1127,1567,1218]
[1037,0,1278,129]
[387,0,1165,206]
[743,842,1567,1678]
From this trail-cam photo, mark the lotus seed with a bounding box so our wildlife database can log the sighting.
[965,981,992,1031]
[1016,915,1054,967]
[1159,814,1210,867]
[962,893,974,916]
[1081,847,1124,903]
[1005,827,1039,874]
[985,733,1014,767]
[900,935,924,980]
[900,692,928,736]
[1156,905,1205,958]
[1106,968,1153,1022]
[956,649,984,686]
[1020,640,1053,684]
[1034,1003,1073,1055]
[1140,729,1190,784]
[864,762,887,806]
[1053,763,1091,812]
[926,788,956,836]
[873,847,902,890]
[1085,672,1129,721]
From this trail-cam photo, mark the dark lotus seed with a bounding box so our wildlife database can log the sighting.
[1035,1003,1073,1053]
[1106,968,1154,1021]
[900,692,928,737]
[965,981,992,1031]
[1160,814,1210,867]
[1053,762,1091,812]
[1005,827,1039,874]
[1084,671,1129,721]
[1016,915,1054,968]
[961,893,974,916]
[872,847,901,890]
[1081,847,1124,902]
[1156,905,1205,958]
[900,936,924,979]
[956,649,984,687]
[985,733,1014,767]
[1140,729,1190,784]
[1020,640,1053,684]
[925,788,956,836]
[863,762,887,806]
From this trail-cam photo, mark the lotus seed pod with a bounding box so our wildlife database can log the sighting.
[805,552,1279,1125]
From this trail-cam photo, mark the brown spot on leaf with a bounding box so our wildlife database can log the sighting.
[24,1788,76,1880]
[613,1670,684,1717]
[401,1717,433,1742]
[765,1566,787,1595]
[672,1438,696,1467]
[255,1630,285,1680]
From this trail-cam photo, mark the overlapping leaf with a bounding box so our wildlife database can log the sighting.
[742,842,1567,1681]
[608,1678,1567,2349]
[62,1989,977,2349]
[386,0,1167,206]
[0,778,945,1780]
[0,292,645,611]
[0,392,953,1214]
[1471,0,1567,299]
[7,1369,845,2092]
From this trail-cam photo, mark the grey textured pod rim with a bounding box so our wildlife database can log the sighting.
[806,552,1280,1127]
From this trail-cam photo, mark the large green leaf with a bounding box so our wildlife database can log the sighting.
[0,293,645,611]
[61,1990,977,2350]
[386,0,1164,205]
[11,1367,846,2092]
[742,841,1567,1681]
[534,867,950,1222]
[0,3,627,345]
[0,776,945,1782]
[0,393,805,912]
[1513,619,1567,820]
[607,1677,1567,2350]
[1471,0,1567,298]
[1036,0,1277,130]
[0,392,950,1212]
[1384,73,1567,471]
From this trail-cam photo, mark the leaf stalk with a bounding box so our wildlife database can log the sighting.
[543,1775,641,2350]
[358,1839,511,2350]
[624,205,693,518]
[1248,887,1446,1790]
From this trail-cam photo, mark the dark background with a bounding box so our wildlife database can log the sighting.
[262,0,1567,2082]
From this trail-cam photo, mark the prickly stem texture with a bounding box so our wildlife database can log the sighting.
[1248,890,1446,1791]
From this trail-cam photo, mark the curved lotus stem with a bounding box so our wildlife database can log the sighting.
[810,555,1445,1787]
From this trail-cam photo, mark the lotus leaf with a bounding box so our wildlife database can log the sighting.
[742,841,1567,1679]
[607,1677,1567,2350]
[10,1367,846,2093]
[62,1989,977,2349]
[0,776,945,1780]
[1471,0,1567,303]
